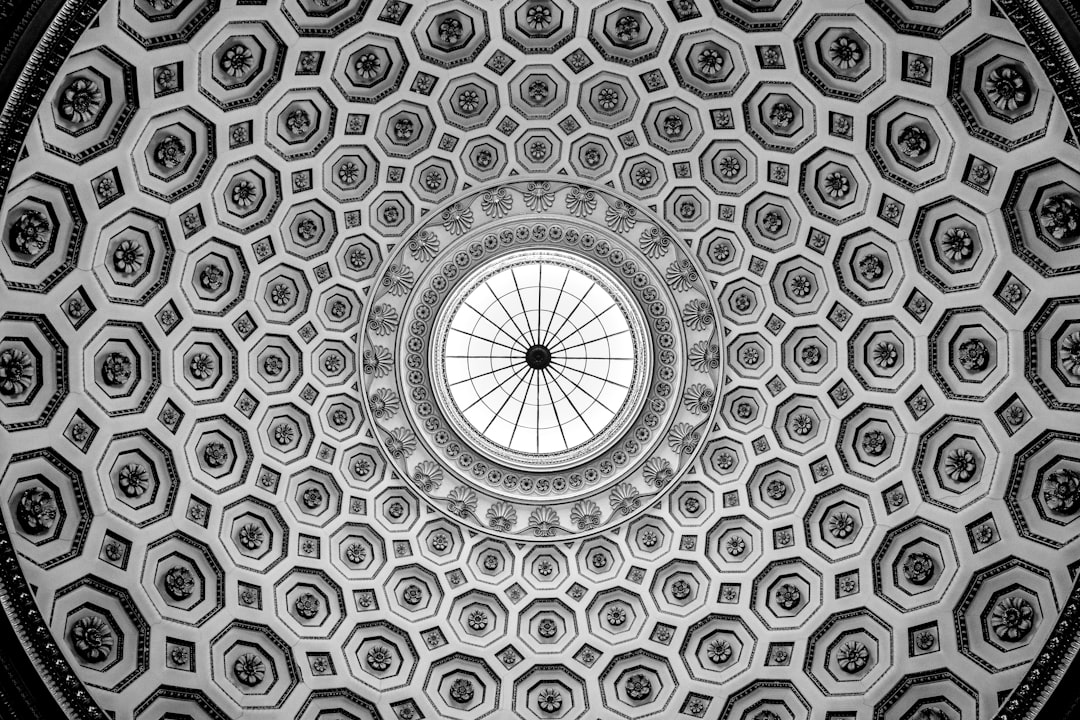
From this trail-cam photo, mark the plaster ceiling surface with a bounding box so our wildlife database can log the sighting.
[2,0,1080,718]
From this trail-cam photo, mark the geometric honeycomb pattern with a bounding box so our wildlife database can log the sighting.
[1,1,1080,719]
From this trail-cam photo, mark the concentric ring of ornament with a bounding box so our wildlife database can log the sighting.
[360,179,722,538]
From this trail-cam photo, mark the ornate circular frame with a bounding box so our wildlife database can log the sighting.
[361,179,719,538]
[2,1,1080,719]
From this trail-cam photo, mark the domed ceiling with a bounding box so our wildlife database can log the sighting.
[2,0,1080,718]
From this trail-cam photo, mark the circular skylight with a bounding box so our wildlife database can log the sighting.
[433,249,650,470]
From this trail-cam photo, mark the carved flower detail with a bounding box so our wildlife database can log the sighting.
[828,36,863,70]
[990,595,1035,641]
[60,76,103,124]
[449,677,474,703]
[861,429,887,456]
[71,616,113,662]
[366,645,392,671]
[1039,194,1080,241]
[789,274,812,297]
[944,448,978,483]
[670,578,693,600]
[858,253,884,280]
[984,64,1029,111]
[355,52,381,79]
[16,487,56,534]
[596,87,620,111]
[766,478,787,500]
[836,641,869,673]
[903,551,935,585]
[537,617,558,638]
[718,155,741,179]
[238,522,264,550]
[285,108,311,136]
[272,422,295,446]
[112,238,145,275]
[519,3,550,29]
[154,134,188,169]
[9,209,50,256]
[614,15,640,43]
[294,592,320,619]
[164,566,195,600]
[0,348,33,396]
[872,341,898,368]
[828,511,854,539]
[1058,332,1080,376]
[662,113,684,138]
[537,688,562,713]
[768,102,794,129]
[761,211,784,234]
[101,352,133,386]
[118,462,148,497]
[200,264,224,291]
[957,338,990,373]
[466,609,488,631]
[915,631,937,651]
[345,542,367,564]
[221,44,254,78]
[775,583,801,610]
[269,282,292,306]
[823,171,850,199]
[234,653,265,686]
[624,673,652,700]
[707,638,732,664]
[401,583,423,606]
[438,16,464,45]
[697,46,724,76]
[231,179,259,208]
[1043,468,1080,515]
[189,352,215,380]
[295,217,319,242]
[897,125,929,158]
[940,227,974,262]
